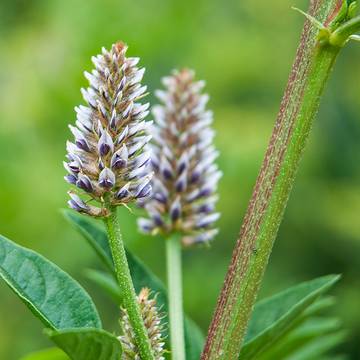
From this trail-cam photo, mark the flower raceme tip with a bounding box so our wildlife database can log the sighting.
[64,42,153,217]
[138,69,222,246]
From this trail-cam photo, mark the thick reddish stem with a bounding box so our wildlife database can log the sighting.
[201,1,343,359]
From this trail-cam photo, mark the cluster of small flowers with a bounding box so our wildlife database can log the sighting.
[119,288,166,359]
[64,42,152,217]
[138,69,222,246]
[65,44,221,245]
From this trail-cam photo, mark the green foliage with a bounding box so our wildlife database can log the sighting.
[46,328,122,360]
[0,233,121,359]
[1,0,360,357]
[0,234,101,330]
[64,210,345,359]
[62,210,114,273]
[64,210,205,360]
[84,269,121,303]
[20,348,69,360]
[286,331,348,360]
[184,317,207,360]
[85,270,205,359]
[63,210,166,301]
[240,275,342,359]
[258,317,343,359]
[85,267,208,358]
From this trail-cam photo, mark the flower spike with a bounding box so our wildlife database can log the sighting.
[138,69,221,246]
[64,42,152,216]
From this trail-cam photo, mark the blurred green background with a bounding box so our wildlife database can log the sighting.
[0,0,359,358]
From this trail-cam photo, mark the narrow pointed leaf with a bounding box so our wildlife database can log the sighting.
[258,317,342,360]
[47,328,122,360]
[0,234,101,330]
[240,275,341,359]
[62,210,114,272]
[287,331,348,360]
[302,296,336,317]
[64,210,204,359]
[185,317,206,360]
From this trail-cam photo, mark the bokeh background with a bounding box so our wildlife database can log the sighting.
[0,0,359,358]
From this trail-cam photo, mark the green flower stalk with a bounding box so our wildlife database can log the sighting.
[65,42,155,359]
[139,69,221,360]
[119,288,166,360]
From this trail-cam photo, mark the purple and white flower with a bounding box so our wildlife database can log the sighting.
[64,42,152,217]
[138,69,221,245]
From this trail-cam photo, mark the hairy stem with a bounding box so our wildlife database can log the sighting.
[104,206,154,360]
[166,234,185,360]
[201,1,346,359]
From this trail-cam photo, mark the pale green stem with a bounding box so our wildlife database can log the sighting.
[166,234,185,360]
[104,205,154,360]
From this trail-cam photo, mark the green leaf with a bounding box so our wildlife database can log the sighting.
[258,317,342,360]
[302,296,336,317]
[64,210,205,360]
[20,348,69,360]
[287,331,347,360]
[62,210,114,273]
[85,269,122,304]
[64,209,168,303]
[240,275,341,359]
[47,328,122,360]
[0,234,101,330]
[185,317,206,360]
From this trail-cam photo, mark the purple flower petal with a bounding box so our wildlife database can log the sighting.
[99,168,115,188]
[76,174,94,193]
[116,183,131,200]
[111,144,128,169]
[98,129,114,157]
[170,197,181,222]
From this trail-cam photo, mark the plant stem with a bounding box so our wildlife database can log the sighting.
[166,233,185,360]
[201,1,347,359]
[104,205,154,360]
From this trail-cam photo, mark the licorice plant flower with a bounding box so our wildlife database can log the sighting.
[138,69,222,246]
[137,69,221,359]
[64,42,152,217]
[64,42,157,359]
